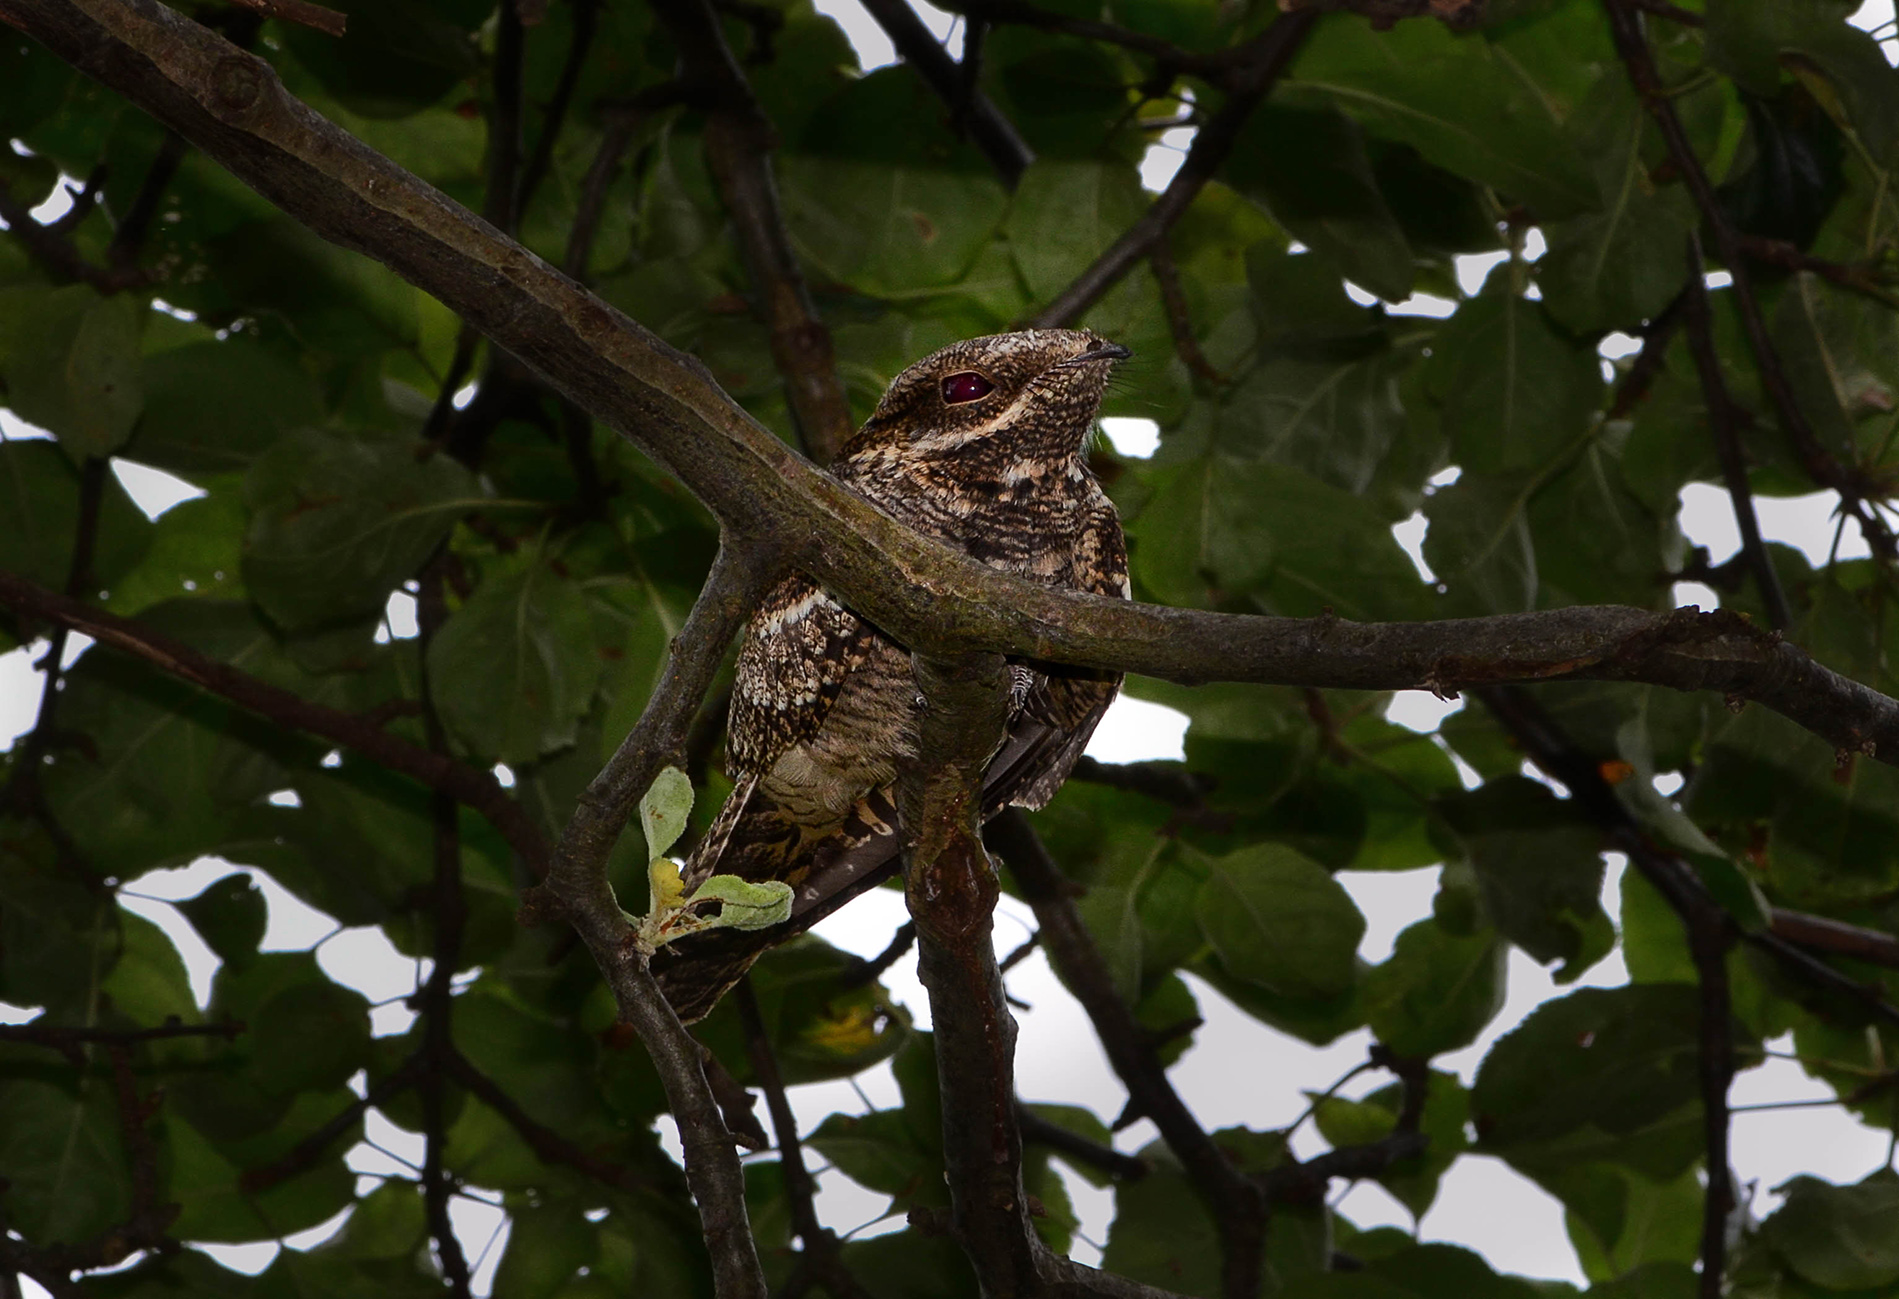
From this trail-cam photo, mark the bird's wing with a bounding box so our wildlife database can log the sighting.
[685,575,873,885]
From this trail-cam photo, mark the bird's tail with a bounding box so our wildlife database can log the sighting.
[655,786,904,1023]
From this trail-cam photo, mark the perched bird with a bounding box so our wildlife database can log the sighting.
[654,329,1131,1022]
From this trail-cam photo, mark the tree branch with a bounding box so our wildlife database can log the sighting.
[1768,910,1899,970]
[1603,0,1898,563]
[1026,13,1313,328]
[905,660,1188,1299]
[1017,1106,1149,1181]
[222,0,345,37]
[529,540,774,1299]
[442,1045,677,1195]
[989,809,1268,1299]
[516,0,597,217]
[13,0,1899,770]
[0,568,551,873]
[416,565,473,1299]
[242,1055,422,1194]
[651,0,854,463]
[735,980,871,1299]
[1477,685,1737,1299]
[855,0,1033,189]
[1680,236,1794,630]
[0,178,152,292]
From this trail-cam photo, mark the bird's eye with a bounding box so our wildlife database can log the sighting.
[941,371,995,404]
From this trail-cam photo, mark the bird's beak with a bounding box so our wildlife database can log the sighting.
[1081,340,1133,362]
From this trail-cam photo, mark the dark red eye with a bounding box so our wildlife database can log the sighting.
[941,371,995,404]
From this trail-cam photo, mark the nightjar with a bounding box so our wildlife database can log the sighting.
[654,329,1131,1022]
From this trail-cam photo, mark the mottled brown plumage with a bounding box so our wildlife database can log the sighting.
[654,329,1131,1022]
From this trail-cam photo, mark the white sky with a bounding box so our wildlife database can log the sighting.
[7,0,1899,1288]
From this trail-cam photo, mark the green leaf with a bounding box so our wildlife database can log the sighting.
[690,874,793,932]
[0,1073,131,1243]
[129,339,326,474]
[278,0,479,119]
[1421,474,1538,615]
[1363,917,1506,1057]
[1127,458,1428,620]
[640,766,694,862]
[0,437,153,594]
[491,1197,600,1299]
[243,428,478,632]
[1537,78,1695,333]
[1225,105,1415,302]
[1004,158,1149,304]
[1559,1162,1701,1282]
[1195,842,1365,1001]
[1763,1174,1899,1291]
[1443,777,1615,981]
[0,284,144,458]
[807,1107,937,1202]
[177,871,268,968]
[1473,984,1750,1181]
[1426,294,1604,478]
[1283,14,1595,218]
[781,70,1011,298]
[426,562,603,764]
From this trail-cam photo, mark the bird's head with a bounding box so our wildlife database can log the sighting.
[840,329,1131,468]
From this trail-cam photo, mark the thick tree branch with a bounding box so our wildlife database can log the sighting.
[990,810,1268,1299]
[11,0,1899,770]
[1604,0,1898,563]
[1681,237,1794,630]
[0,568,551,873]
[528,540,773,1299]
[856,0,1033,189]
[652,0,854,463]
[1027,13,1313,328]
[905,659,1189,1299]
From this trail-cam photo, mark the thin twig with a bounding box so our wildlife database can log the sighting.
[855,0,1033,189]
[416,564,473,1299]
[223,0,346,36]
[1017,1105,1149,1181]
[534,542,776,1299]
[736,981,872,1299]
[651,0,854,463]
[1477,686,1731,1299]
[442,1046,676,1195]
[0,568,550,870]
[990,809,1269,1299]
[1604,289,1685,421]
[516,0,598,217]
[242,1056,423,1193]
[1769,910,1899,969]
[840,921,918,989]
[1603,0,1898,563]
[1680,236,1794,630]
[1027,13,1314,327]
[1151,238,1224,383]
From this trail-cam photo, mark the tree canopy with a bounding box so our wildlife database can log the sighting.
[2,0,1899,1297]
